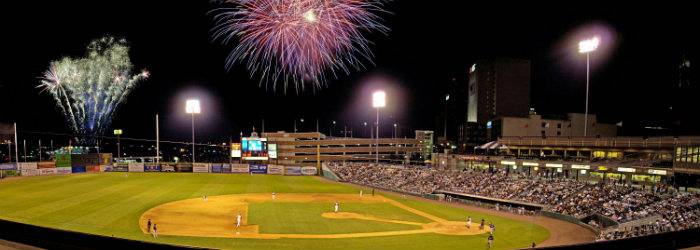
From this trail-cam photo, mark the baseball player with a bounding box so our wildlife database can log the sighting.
[152,223,158,238]
[334,201,340,213]
[236,212,242,229]
[487,234,494,248]
[272,192,276,200]
[466,216,472,229]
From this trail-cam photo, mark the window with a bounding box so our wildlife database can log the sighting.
[557,123,562,128]
[541,130,546,135]
[557,131,561,136]
[541,122,546,128]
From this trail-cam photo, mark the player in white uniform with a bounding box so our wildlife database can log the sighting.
[236,212,242,229]
[334,201,339,213]
[272,192,276,200]
[467,216,472,229]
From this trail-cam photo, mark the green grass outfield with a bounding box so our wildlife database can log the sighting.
[0,173,549,249]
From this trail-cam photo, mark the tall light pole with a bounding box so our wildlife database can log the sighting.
[372,91,386,164]
[114,129,123,159]
[186,99,201,163]
[444,94,449,140]
[363,122,368,137]
[578,36,599,137]
[331,120,336,137]
[393,123,398,139]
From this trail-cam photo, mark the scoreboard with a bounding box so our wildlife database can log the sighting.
[241,137,268,160]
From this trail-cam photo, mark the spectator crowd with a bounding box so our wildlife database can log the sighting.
[328,162,700,241]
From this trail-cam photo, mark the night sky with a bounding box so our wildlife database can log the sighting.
[1,1,698,144]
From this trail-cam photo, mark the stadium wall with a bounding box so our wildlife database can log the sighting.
[0,218,202,250]
[532,227,700,250]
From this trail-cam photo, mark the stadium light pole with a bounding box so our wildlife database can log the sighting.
[578,36,599,137]
[444,94,449,140]
[186,99,201,164]
[331,120,336,137]
[113,129,123,159]
[372,91,386,164]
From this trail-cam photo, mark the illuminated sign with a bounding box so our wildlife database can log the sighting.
[512,165,518,170]
[598,166,608,171]
[486,121,492,129]
[470,64,476,73]
[545,163,563,168]
[268,144,278,159]
[617,167,636,173]
[533,167,539,171]
[231,143,241,158]
[647,169,667,175]
[580,170,587,174]
[242,137,268,160]
[556,168,563,172]
[522,162,539,166]
[500,161,516,165]
[571,164,590,170]
[113,129,123,135]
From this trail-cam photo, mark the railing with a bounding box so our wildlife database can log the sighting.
[498,136,700,149]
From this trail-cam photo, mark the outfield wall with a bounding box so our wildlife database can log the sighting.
[12,161,319,177]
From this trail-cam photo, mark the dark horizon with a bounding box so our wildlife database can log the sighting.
[1,1,699,144]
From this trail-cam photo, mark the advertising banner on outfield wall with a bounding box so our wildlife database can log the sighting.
[128,163,145,172]
[221,164,232,173]
[0,163,16,170]
[71,166,86,173]
[267,165,284,175]
[161,165,175,172]
[113,164,128,172]
[231,164,249,173]
[100,165,113,172]
[18,162,38,170]
[57,167,72,174]
[211,164,223,173]
[301,167,318,176]
[38,162,55,169]
[39,168,58,176]
[284,166,302,176]
[193,163,210,173]
[20,169,39,176]
[144,164,161,172]
[249,164,267,174]
[175,164,193,172]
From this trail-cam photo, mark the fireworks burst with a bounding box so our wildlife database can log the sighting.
[211,0,389,93]
[38,36,148,140]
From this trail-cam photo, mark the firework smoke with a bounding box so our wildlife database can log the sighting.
[39,36,148,140]
[212,0,389,93]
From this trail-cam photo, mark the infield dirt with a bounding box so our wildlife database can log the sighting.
[139,193,488,239]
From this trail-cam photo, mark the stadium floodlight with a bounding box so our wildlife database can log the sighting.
[371,90,385,163]
[113,129,123,158]
[186,99,201,114]
[578,36,599,137]
[186,99,200,163]
[372,91,386,108]
[578,36,600,53]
